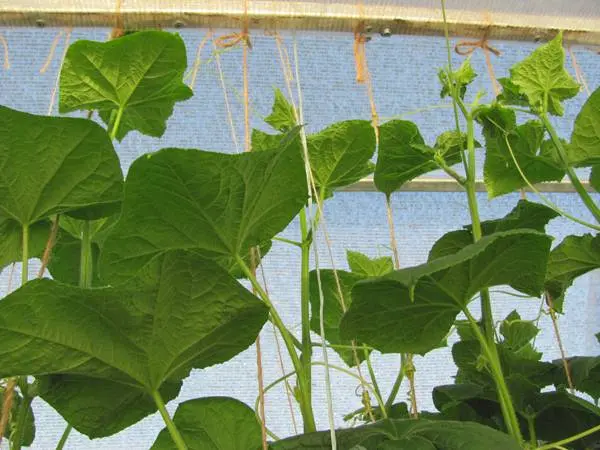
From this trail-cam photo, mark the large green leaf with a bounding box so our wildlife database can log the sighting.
[429,200,558,261]
[271,419,521,449]
[0,251,269,437]
[309,270,367,366]
[347,250,394,277]
[534,392,600,449]
[432,384,504,429]
[152,397,262,450]
[476,105,564,197]
[101,141,306,284]
[374,122,464,196]
[38,375,182,439]
[307,120,375,192]
[569,86,600,166]
[0,214,50,271]
[545,233,600,312]
[0,106,123,223]
[507,32,579,116]
[340,230,551,355]
[59,31,193,140]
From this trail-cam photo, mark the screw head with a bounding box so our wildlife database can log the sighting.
[365,25,373,33]
[35,19,46,28]
[174,20,185,29]
[381,27,392,37]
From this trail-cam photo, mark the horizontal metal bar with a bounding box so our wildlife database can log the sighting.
[340,177,595,193]
[1,1,600,45]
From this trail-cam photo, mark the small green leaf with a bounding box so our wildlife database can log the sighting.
[508,32,579,116]
[271,419,521,450]
[545,233,600,312]
[101,141,306,284]
[496,77,529,107]
[59,31,193,140]
[0,214,50,271]
[477,106,564,197]
[0,106,123,224]
[439,59,477,100]
[0,251,268,437]
[432,384,503,428]
[152,397,262,450]
[309,270,367,366]
[499,310,540,356]
[374,121,462,196]
[429,199,558,261]
[553,356,600,402]
[341,230,551,355]
[346,250,394,277]
[265,88,296,132]
[569,86,600,166]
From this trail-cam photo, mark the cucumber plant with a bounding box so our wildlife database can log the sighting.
[0,22,599,450]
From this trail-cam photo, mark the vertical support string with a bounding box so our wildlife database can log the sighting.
[0,33,10,70]
[188,31,214,90]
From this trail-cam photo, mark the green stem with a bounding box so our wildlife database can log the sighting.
[540,113,600,224]
[527,416,537,448]
[364,346,385,418]
[55,425,73,450]
[110,107,124,141]
[536,423,600,450]
[464,309,523,441]
[273,236,303,248]
[384,356,404,411]
[299,207,313,432]
[55,220,94,449]
[11,225,31,450]
[151,390,188,450]
[79,220,93,288]
[236,255,317,433]
[11,392,33,450]
[461,113,523,443]
[21,224,29,285]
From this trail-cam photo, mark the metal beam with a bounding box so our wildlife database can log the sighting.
[1,1,600,45]
[341,177,595,193]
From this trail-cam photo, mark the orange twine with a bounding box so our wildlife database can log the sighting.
[0,34,9,70]
[455,29,502,96]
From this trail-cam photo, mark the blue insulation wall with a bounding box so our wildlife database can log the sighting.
[0,26,599,448]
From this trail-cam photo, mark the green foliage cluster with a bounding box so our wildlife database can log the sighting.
[1,26,600,450]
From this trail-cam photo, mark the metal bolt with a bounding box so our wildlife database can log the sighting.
[35,19,45,28]
[365,25,373,33]
[174,20,185,29]
[381,27,392,37]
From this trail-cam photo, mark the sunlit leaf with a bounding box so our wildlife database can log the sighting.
[341,230,551,355]
[265,88,296,132]
[569,86,600,166]
[476,105,564,198]
[507,32,579,116]
[0,251,269,437]
[346,250,394,277]
[59,31,193,140]
[0,106,123,224]
[101,141,306,284]
[152,397,262,450]
[545,233,600,312]
[374,121,463,196]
